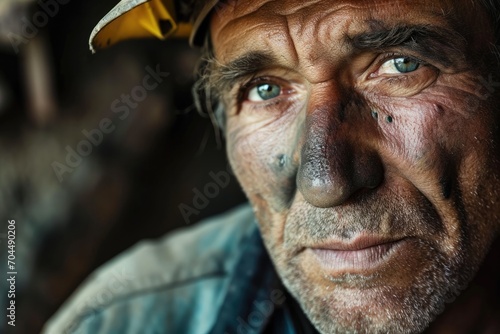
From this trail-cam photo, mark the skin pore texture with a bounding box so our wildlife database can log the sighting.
[209,0,500,333]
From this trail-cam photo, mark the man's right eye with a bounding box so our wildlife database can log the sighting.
[247,83,281,102]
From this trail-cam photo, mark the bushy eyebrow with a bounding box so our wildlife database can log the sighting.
[348,22,467,67]
[213,51,278,94]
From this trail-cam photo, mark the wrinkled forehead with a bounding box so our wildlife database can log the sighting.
[209,0,487,63]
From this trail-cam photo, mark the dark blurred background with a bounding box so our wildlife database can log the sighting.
[0,1,247,333]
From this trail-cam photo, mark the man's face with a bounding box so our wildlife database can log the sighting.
[210,0,500,332]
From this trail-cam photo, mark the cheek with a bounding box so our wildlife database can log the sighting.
[365,100,450,213]
[371,86,500,229]
[373,86,495,175]
[226,116,302,213]
[374,100,447,171]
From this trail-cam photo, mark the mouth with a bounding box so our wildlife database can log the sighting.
[309,236,409,276]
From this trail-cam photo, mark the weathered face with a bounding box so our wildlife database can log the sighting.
[210,0,500,332]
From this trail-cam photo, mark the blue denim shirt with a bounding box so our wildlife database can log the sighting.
[43,204,316,334]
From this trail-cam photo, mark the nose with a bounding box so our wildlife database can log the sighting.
[297,93,384,208]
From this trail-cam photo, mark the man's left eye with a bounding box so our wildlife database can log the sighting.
[379,57,421,74]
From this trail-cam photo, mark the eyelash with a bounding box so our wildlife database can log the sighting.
[382,52,424,64]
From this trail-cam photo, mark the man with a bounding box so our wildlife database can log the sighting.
[44,0,500,333]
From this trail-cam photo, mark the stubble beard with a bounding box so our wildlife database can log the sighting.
[256,195,483,334]
[277,238,471,334]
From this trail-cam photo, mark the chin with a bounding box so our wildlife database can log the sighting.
[259,210,485,334]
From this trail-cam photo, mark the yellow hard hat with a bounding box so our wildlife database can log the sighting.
[89,0,219,52]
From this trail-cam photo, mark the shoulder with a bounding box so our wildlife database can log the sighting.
[43,204,256,334]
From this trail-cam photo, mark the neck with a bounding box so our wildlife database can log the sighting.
[425,237,500,333]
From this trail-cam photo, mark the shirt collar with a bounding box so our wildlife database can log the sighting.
[208,221,318,334]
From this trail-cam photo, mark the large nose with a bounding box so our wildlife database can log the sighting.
[297,86,384,208]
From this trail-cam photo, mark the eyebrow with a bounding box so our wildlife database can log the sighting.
[214,51,279,94]
[348,22,467,67]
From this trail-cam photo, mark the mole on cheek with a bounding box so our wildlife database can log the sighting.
[269,154,297,209]
[371,108,394,125]
[278,154,287,169]
[272,153,294,177]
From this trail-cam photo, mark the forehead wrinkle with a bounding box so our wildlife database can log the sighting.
[211,0,477,82]
[225,3,362,79]
[212,0,368,63]
[295,7,357,70]
[213,17,300,68]
[219,0,346,18]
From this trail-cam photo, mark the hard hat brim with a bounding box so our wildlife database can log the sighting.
[89,0,218,52]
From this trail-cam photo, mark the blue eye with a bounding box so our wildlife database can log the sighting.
[379,57,421,74]
[248,83,281,101]
[393,57,420,73]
